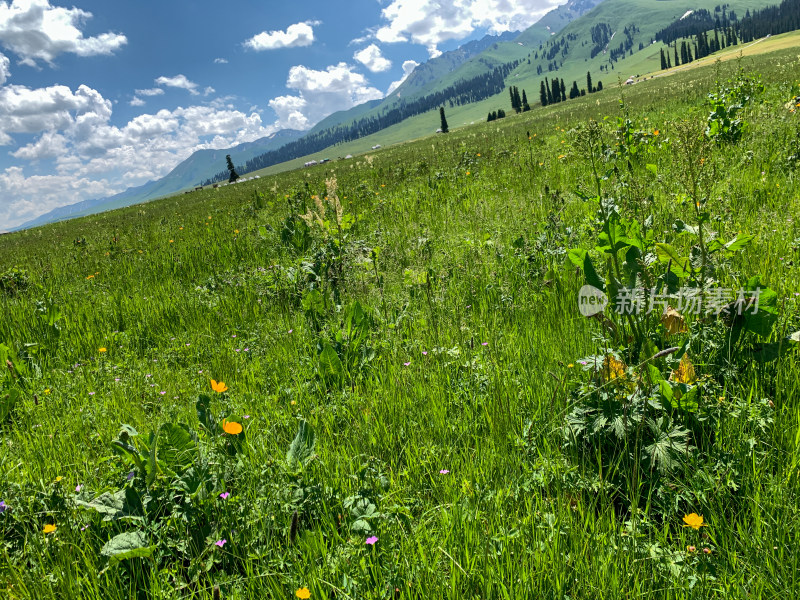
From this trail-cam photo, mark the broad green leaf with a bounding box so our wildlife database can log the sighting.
[318,343,343,381]
[156,423,196,475]
[724,233,755,254]
[195,395,218,435]
[76,489,143,521]
[655,243,690,277]
[287,419,316,468]
[101,531,154,566]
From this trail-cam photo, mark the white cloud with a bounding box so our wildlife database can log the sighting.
[213,57,228,64]
[375,0,559,57]
[387,59,419,95]
[155,74,199,95]
[129,96,145,106]
[244,21,318,51]
[0,50,9,84]
[0,83,111,142]
[0,0,127,66]
[135,87,164,97]
[354,44,392,72]
[0,81,282,230]
[269,62,383,130]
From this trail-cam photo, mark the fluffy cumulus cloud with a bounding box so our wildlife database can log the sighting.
[387,59,419,95]
[353,44,392,72]
[0,0,127,66]
[0,78,281,230]
[244,21,318,51]
[269,62,383,130]
[0,50,8,84]
[376,0,560,57]
[155,74,199,95]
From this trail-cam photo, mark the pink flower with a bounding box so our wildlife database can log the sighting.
[75,484,82,492]
[365,536,378,545]
[439,469,450,475]
[403,361,411,366]
[219,492,230,500]
[215,539,227,547]
[422,351,428,356]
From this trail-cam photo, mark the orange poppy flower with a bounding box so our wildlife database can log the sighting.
[222,419,243,435]
[210,379,228,393]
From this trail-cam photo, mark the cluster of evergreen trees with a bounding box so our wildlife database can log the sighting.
[540,72,601,108]
[509,86,531,113]
[486,109,507,122]
[202,60,520,184]
[656,0,800,72]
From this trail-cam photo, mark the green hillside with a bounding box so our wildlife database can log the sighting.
[1,43,799,598]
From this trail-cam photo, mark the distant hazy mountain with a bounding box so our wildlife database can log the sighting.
[15,129,303,231]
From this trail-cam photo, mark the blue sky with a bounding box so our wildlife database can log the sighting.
[0,0,559,230]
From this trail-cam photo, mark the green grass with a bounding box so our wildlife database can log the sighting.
[0,46,799,599]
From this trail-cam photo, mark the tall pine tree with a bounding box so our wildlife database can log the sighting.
[439,106,449,133]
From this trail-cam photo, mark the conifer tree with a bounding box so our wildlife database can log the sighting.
[226,155,239,183]
[439,106,449,133]
[540,80,548,106]
[586,70,593,93]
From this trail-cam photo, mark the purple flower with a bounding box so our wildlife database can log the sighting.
[219,492,230,500]
[126,471,135,481]
[439,469,450,475]
[114,378,120,382]
[403,361,411,366]
[0,500,7,512]
[232,334,237,338]
[481,342,488,346]
[288,329,293,334]
[422,351,428,356]
[75,484,82,493]
[88,392,95,396]
[81,525,88,531]
[159,391,166,395]
[215,539,227,547]
[365,536,378,545]
[243,415,250,419]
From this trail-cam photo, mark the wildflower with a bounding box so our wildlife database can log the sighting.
[466,171,470,175]
[661,307,687,335]
[439,469,450,475]
[219,492,230,500]
[703,547,712,555]
[211,379,228,393]
[234,229,239,234]
[601,355,626,382]
[687,545,696,553]
[403,361,411,366]
[422,351,428,356]
[43,524,56,534]
[126,471,135,481]
[75,484,82,493]
[54,476,63,483]
[99,347,107,353]
[43,388,50,394]
[567,364,574,368]
[672,354,696,385]
[215,539,227,547]
[0,500,7,512]
[222,419,243,435]
[86,275,94,279]
[365,536,378,545]
[169,240,174,243]
[683,513,707,529]
[243,415,250,419]
[654,129,660,136]
[481,342,488,346]
[296,588,311,599]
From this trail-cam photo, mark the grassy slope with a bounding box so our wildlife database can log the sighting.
[1,46,799,599]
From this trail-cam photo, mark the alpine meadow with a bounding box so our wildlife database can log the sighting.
[1,2,800,600]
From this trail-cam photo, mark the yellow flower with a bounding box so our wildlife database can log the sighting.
[43,388,51,395]
[296,588,311,599]
[169,240,174,243]
[210,379,228,393]
[567,364,574,368]
[86,275,94,279]
[672,354,696,385]
[54,476,63,483]
[222,419,243,435]
[558,155,566,159]
[601,355,626,382]
[99,347,107,353]
[466,171,470,175]
[234,229,239,234]
[661,307,687,335]
[476,153,481,156]
[43,524,56,534]
[683,513,707,529]
[654,129,660,136]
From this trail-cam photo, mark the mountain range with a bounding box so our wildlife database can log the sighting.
[14,0,779,230]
